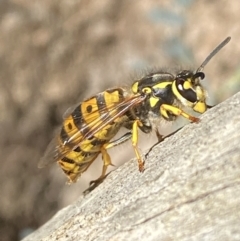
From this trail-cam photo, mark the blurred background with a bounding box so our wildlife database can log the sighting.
[0,0,239,240]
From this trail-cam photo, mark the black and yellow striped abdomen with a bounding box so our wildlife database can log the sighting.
[57,87,129,183]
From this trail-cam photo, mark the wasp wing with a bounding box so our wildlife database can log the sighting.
[39,92,145,168]
[82,94,145,140]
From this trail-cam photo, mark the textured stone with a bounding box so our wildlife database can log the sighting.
[23,92,240,241]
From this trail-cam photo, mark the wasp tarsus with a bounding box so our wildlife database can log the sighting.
[83,171,112,195]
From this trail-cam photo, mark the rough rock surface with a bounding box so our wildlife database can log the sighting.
[1,1,240,240]
[23,92,240,241]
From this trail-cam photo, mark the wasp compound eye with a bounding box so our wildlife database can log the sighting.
[176,78,185,90]
[176,78,197,103]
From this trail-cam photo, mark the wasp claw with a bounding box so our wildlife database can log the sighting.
[83,172,112,195]
[138,161,145,172]
[190,117,200,123]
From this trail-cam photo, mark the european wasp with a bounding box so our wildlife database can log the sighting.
[39,37,231,192]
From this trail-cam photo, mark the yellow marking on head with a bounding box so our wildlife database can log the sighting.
[193,101,206,113]
[195,86,205,100]
[183,79,192,89]
[172,80,183,100]
[193,86,207,113]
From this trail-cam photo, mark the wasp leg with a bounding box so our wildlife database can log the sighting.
[144,128,164,160]
[160,104,200,122]
[83,132,132,194]
[145,126,184,159]
[66,154,99,184]
[132,120,145,172]
[83,147,112,195]
[155,128,164,142]
[90,146,112,184]
[93,132,132,179]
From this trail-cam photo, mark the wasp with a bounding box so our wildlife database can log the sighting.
[39,37,231,192]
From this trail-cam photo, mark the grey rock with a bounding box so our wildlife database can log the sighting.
[23,91,240,241]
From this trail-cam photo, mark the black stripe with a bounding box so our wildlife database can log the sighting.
[96,92,113,124]
[60,127,70,143]
[96,92,107,113]
[90,138,106,146]
[62,169,71,175]
[74,146,81,152]
[71,105,90,136]
[106,87,124,96]
[107,88,125,103]
[61,148,94,164]
[62,156,75,164]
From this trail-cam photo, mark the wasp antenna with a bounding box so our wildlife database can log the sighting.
[197,36,231,73]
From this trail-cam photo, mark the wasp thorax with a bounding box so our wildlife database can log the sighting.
[131,73,174,94]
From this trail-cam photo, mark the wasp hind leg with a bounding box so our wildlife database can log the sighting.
[83,132,132,195]
[84,147,112,194]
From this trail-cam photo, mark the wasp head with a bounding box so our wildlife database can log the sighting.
[172,70,207,113]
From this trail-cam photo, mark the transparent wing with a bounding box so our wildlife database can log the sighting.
[38,93,146,168]
[62,105,78,119]
[38,136,59,168]
[65,93,145,143]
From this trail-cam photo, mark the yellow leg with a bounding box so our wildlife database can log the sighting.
[84,133,133,194]
[83,145,113,194]
[160,104,200,122]
[132,120,145,172]
[89,146,113,184]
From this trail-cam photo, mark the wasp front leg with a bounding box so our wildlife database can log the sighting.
[160,104,200,123]
[155,128,164,142]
